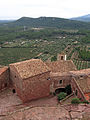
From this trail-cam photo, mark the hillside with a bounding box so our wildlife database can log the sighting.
[4,16,90,29]
[0,17,90,67]
[0,20,15,23]
[71,14,90,22]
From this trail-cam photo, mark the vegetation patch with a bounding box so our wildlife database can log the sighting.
[51,55,57,62]
[79,49,90,61]
[57,92,67,101]
[71,98,80,104]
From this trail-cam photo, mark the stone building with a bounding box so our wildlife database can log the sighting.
[46,60,77,73]
[70,69,90,101]
[57,52,67,61]
[50,72,72,93]
[46,60,77,94]
[0,67,9,90]
[9,59,51,103]
[0,57,90,103]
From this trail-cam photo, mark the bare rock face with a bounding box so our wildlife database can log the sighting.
[0,91,90,120]
[64,104,90,120]
[0,106,70,120]
[0,104,90,120]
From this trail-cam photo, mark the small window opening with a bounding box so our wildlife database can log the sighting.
[15,75,16,78]
[12,89,16,93]
[59,80,62,84]
[61,56,63,60]
[75,90,78,96]
[80,75,83,77]
[80,75,84,79]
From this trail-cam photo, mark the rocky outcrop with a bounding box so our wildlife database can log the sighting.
[0,104,90,120]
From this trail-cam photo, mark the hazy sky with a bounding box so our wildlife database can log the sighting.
[0,0,90,20]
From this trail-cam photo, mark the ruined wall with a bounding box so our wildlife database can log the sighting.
[0,67,9,90]
[50,74,71,93]
[20,72,51,103]
[71,77,86,101]
[84,76,90,101]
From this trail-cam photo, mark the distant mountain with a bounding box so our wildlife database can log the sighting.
[2,16,90,29]
[71,14,90,22]
[0,20,15,23]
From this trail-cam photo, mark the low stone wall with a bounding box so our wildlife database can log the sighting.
[60,93,75,105]
[71,77,86,101]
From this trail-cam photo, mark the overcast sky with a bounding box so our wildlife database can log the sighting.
[0,0,90,20]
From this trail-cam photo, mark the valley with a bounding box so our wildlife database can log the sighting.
[0,17,90,69]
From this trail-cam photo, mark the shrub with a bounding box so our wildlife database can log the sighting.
[51,55,57,62]
[57,92,67,101]
[82,100,89,104]
[71,98,80,104]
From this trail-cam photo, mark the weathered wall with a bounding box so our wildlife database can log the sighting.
[71,77,86,101]
[87,76,90,89]
[50,74,71,93]
[19,72,51,103]
[9,65,23,98]
[85,76,90,101]
[9,65,23,89]
[0,67,9,90]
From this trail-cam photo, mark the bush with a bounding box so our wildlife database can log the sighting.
[82,100,89,104]
[57,92,67,101]
[71,98,80,104]
[51,55,57,62]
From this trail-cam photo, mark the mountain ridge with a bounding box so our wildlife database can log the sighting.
[1,16,90,29]
[70,14,90,22]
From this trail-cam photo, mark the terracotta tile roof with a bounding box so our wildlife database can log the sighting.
[70,68,90,75]
[10,59,50,79]
[0,67,8,76]
[70,69,90,93]
[50,72,70,77]
[46,60,77,73]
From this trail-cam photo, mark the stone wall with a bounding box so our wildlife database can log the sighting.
[50,73,71,93]
[0,67,9,90]
[14,72,51,103]
[10,65,23,89]
[9,65,24,99]
[21,72,51,103]
[71,77,86,101]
